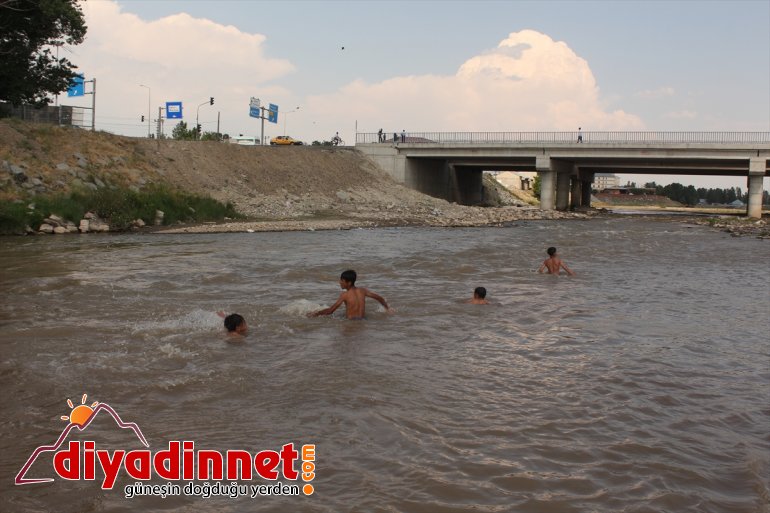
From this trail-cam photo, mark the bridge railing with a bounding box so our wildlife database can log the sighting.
[356,131,770,145]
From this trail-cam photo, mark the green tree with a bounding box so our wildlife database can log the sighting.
[171,121,196,140]
[200,131,223,141]
[0,0,87,106]
[532,174,541,198]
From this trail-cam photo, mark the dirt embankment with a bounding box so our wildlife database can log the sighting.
[1,119,599,232]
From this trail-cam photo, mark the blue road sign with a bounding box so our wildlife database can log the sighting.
[268,103,278,124]
[249,106,260,118]
[166,102,183,119]
[67,74,85,97]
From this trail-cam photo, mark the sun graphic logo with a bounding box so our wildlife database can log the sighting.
[15,393,148,486]
[61,394,99,427]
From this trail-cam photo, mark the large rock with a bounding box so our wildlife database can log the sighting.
[90,220,110,232]
[44,215,64,227]
[53,226,67,234]
[39,223,54,234]
[10,164,27,183]
[79,219,90,233]
[56,163,71,172]
[154,210,164,226]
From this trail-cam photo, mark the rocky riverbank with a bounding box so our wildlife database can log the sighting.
[1,120,765,237]
[693,216,770,239]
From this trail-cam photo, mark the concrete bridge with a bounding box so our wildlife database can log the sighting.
[356,131,770,218]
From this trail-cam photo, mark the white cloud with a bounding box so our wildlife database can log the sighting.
[66,1,294,136]
[62,9,643,143]
[307,29,644,141]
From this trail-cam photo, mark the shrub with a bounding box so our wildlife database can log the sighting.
[0,185,242,234]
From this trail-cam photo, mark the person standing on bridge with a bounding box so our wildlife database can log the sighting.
[378,128,383,143]
[401,130,406,143]
[577,127,583,143]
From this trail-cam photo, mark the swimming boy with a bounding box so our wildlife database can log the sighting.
[538,247,575,276]
[309,270,393,320]
[467,287,489,305]
[217,311,248,337]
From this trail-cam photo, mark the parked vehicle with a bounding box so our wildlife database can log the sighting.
[270,135,303,146]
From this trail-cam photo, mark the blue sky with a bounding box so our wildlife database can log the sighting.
[67,0,770,188]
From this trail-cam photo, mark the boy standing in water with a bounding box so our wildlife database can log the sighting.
[467,287,490,305]
[538,247,576,276]
[309,270,393,320]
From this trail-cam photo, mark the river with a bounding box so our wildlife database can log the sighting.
[1,217,768,513]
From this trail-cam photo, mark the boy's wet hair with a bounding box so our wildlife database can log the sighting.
[474,287,487,299]
[340,270,357,284]
[547,247,557,256]
[224,313,245,332]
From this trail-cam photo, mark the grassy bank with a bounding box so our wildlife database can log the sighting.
[0,185,241,235]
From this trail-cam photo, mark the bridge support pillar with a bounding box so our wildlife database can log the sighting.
[556,172,571,210]
[570,176,582,209]
[581,173,594,208]
[747,158,765,218]
[536,156,555,210]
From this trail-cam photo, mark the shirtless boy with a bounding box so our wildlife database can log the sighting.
[538,247,576,276]
[309,270,392,319]
[217,311,248,337]
[467,287,489,305]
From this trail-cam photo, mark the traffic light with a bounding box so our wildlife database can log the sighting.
[196,124,202,133]
[141,115,145,122]
[209,97,214,105]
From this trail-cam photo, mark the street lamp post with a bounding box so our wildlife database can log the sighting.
[139,84,151,137]
[283,106,300,136]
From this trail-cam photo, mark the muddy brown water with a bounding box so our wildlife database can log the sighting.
[0,218,768,512]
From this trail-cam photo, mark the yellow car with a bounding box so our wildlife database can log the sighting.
[270,135,303,146]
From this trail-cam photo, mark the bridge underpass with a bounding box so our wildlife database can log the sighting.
[356,132,770,218]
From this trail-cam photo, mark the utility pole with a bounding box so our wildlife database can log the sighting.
[85,78,96,131]
[140,84,151,137]
[156,106,163,139]
[217,111,220,138]
[261,106,265,145]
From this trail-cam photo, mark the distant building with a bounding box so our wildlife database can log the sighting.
[593,173,620,191]
[729,199,745,207]
[493,171,537,191]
